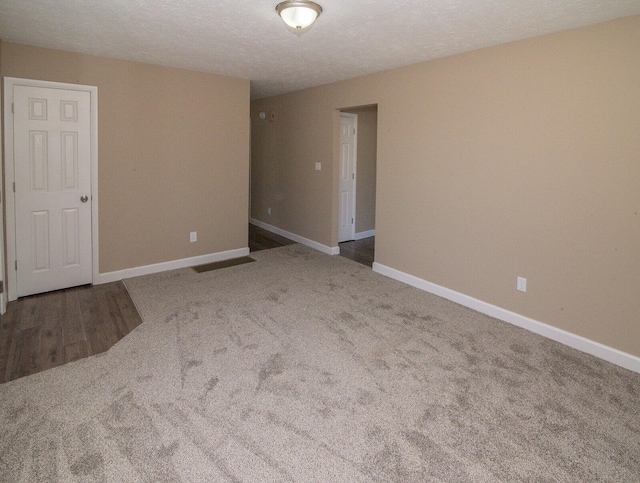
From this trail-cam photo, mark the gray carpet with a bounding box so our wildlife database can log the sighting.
[1,244,638,481]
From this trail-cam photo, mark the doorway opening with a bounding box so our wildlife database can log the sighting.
[337,105,378,266]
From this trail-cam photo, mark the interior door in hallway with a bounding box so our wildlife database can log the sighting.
[13,84,93,297]
[339,113,357,242]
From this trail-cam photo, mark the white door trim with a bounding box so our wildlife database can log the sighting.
[0,86,4,313]
[3,77,99,302]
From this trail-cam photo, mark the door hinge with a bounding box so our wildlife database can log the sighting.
[13,182,16,193]
[15,260,18,271]
[11,103,14,114]
[353,128,356,135]
[352,173,355,179]
[351,218,354,224]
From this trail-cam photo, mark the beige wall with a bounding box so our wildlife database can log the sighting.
[250,16,640,357]
[250,98,337,244]
[342,106,377,234]
[2,43,250,273]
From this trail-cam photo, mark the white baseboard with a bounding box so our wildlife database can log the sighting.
[373,262,640,374]
[355,229,376,240]
[250,218,340,255]
[96,247,250,284]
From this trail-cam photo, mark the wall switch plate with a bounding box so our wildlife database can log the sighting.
[268,207,271,215]
[190,231,197,243]
[315,162,321,171]
[517,276,527,292]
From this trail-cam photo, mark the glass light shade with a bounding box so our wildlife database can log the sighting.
[276,1,322,30]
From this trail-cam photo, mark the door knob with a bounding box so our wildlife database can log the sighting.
[80,195,89,203]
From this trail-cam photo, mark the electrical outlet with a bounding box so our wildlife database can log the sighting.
[315,162,321,171]
[268,207,272,215]
[517,277,527,292]
[190,231,197,243]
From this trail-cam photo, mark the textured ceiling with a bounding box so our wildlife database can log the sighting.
[1,1,639,99]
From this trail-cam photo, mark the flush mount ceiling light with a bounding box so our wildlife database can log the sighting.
[276,0,323,30]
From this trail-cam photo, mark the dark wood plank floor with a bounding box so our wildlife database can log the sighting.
[0,225,374,384]
[249,223,296,252]
[339,236,375,267]
[0,282,142,384]
[251,223,375,267]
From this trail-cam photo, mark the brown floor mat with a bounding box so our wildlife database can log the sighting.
[192,256,255,273]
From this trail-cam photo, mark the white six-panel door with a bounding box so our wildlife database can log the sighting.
[13,85,93,297]
[338,114,357,243]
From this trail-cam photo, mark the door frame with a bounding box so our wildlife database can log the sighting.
[3,77,99,302]
[338,112,357,242]
[0,86,4,313]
